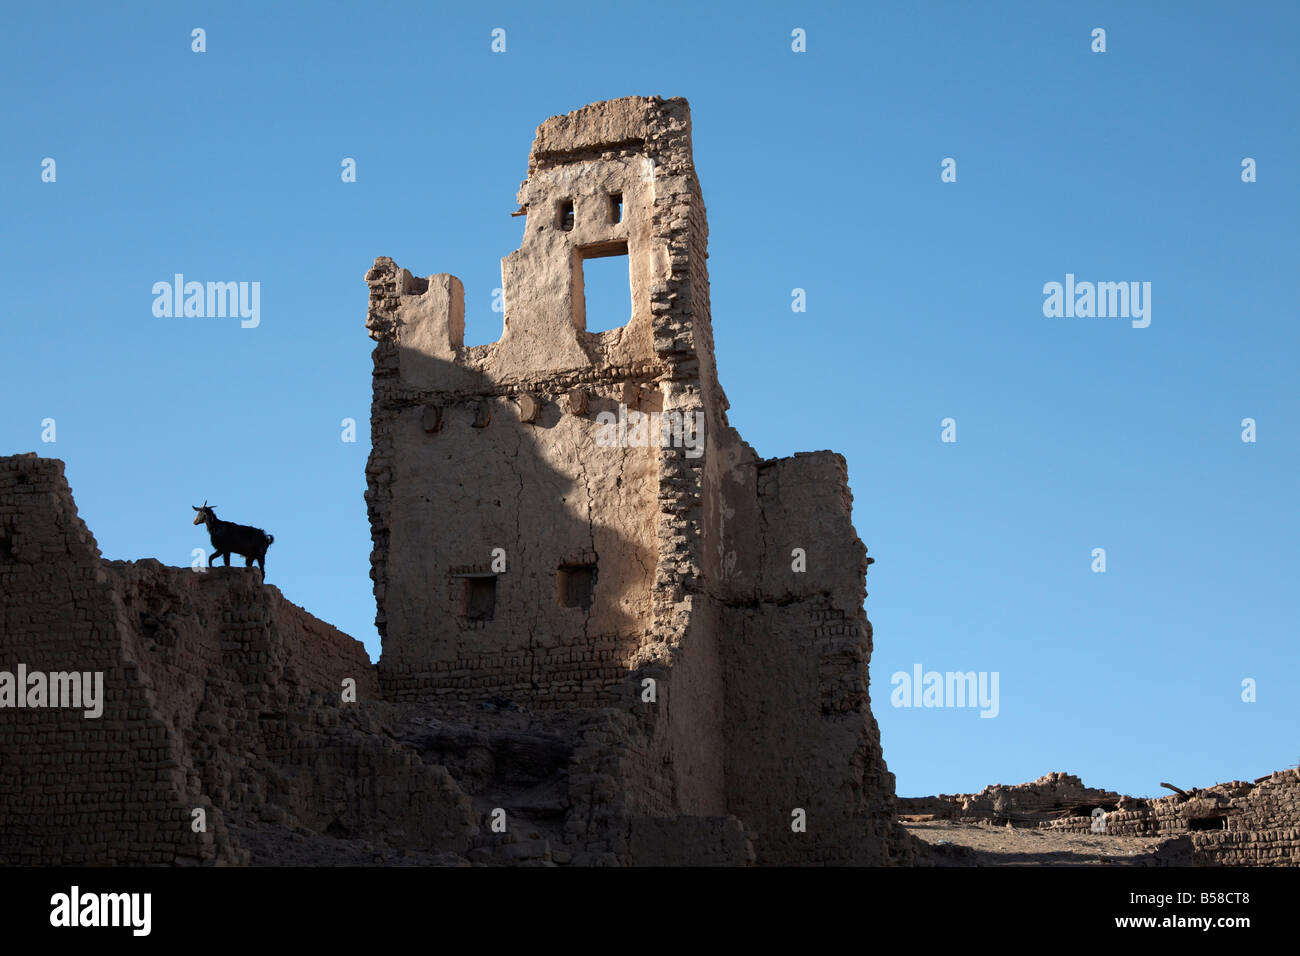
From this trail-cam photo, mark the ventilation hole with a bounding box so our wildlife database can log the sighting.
[557,563,597,609]
[610,192,623,223]
[558,199,574,232]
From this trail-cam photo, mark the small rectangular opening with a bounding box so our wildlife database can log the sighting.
[610,192,623,223]
[463,575,497,622]
[557,563,596,609]
[558,199,574,232]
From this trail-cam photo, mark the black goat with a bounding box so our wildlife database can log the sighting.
[192,501,274,577]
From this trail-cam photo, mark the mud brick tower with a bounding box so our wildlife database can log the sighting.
[364,96,912,864]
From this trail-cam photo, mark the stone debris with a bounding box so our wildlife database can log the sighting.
[901,769,1300,866]
[898,772,1124,827]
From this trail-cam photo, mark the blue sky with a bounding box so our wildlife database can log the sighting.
[2,1,1296,799]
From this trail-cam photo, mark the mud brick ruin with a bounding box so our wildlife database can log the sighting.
[0,455,472,865]
[1031,772,1300,865]
[1,96,1295,866]
[898,772,1125,827]
[363,95,910,864]
[898,771,1300,865]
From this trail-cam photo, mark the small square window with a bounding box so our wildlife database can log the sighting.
[559,199,574,232]
[556,563,596,609]
[463,575,496,621]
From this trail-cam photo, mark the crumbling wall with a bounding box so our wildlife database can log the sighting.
[720,452,910,863]
[364,252,660,710]
[0,454,219,864]
[898,772,1124,826]
[1195,771,1300,865]
[365,99,691,715]
[0,453,474,865]
[1038,770,1300,866]
[365,96,914,865]
[904,769,1300,866]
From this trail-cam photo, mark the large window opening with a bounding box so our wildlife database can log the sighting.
[574,241,632,333]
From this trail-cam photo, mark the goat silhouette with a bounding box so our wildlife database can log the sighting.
[192,501,274,578]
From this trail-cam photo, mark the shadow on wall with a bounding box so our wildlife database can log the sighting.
[373,343,663,712]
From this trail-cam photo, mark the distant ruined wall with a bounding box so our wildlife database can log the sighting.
[365,96,914,864]
[903,770,1300,866]
[898,772,1125,825]
[0,453,472,865]
[1038,771,1300,866]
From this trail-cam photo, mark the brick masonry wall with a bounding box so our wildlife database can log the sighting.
[898,772,1124,825]
[1039,771,1300,865]
[718,452,914,865]
[363,255,663,710]
[0,455,227,864]
[362,96,917,865]
[0,453,473,864]
[902,769,1300,866]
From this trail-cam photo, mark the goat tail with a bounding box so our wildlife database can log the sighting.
[266,534,275,546]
